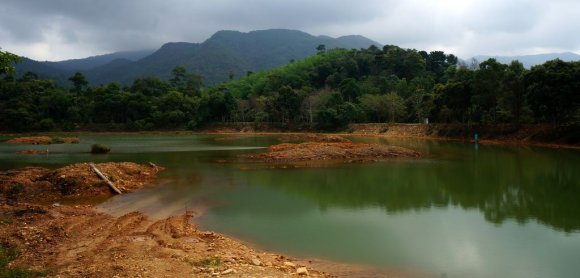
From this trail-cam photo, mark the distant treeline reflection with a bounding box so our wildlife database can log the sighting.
[240,144,580,233]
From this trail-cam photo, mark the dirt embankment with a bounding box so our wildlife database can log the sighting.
[348,123,580,147]
[6,136,80,145]
[243,140,420,163]
[202,122,579,147]
[0,162,161,204]
[0,163,332,277]
[277,133,351,143]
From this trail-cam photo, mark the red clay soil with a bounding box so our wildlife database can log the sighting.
[277,134,352,143]
[16,149,51,155]
[0,163,336,278]
[6,136,80,144]
[0,205,332,277]
[0,162,162,204]
[242,141,421,163]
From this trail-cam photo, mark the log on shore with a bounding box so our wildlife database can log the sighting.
[89,163,122,194]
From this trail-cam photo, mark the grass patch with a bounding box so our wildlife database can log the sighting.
[0,243,47,277]
[193,257,221,267]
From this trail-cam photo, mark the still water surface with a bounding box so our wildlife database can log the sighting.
[1,134,579,277]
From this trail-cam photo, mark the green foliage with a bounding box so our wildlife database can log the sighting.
[525,59,580,123]
[91,144,110,154]
[0,45,577,132]
[0,48,21,76]
[1,243,47,277]
[193,257,221,267]
[37,119,55,131]
[68,72,88,94]
[6,183,24,203]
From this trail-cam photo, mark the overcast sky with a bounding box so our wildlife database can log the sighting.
[1,0,579,61]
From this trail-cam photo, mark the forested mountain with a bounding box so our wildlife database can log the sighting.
[53,49,155,71]
[85,29,381,85]
[14,29,381,86]
[2,44,577,133]
[14,49,154,85]
[472,52,580,68]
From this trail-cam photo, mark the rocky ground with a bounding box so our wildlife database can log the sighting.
[1,205,330,277]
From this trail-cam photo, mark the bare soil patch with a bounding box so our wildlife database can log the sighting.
[242,141,420,163]
[0,206,331,277]
[6,136,80,145]
[0,163,335,277]
[278,134,351,143]
[16,149,50,155]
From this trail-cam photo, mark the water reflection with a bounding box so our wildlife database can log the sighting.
[2,134,580,277]
[232,143,580,233]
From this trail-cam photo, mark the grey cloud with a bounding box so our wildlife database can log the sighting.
[0,0,578,60]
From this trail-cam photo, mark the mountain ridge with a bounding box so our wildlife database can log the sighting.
[471,52,580,68]
[14,29,382,85]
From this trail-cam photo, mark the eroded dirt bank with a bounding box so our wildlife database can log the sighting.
[242,140,421,163]
[201,123,579,148]
[6,136,80,145]
[0,163,334,277]
[348,123,580,146]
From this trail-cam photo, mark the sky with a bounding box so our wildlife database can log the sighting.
[1,0,579,61]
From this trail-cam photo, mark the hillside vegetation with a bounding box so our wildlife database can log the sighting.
[0,45,578,133]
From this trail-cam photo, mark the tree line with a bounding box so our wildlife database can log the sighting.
[0,46,578,132]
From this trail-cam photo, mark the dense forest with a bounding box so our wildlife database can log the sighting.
[0,45,578,132]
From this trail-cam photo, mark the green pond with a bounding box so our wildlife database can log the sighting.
[1,134,579,278]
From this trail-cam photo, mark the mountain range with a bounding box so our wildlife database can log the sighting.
[471,52,580,68]
[14,29,381,86]
[13,29,580,86]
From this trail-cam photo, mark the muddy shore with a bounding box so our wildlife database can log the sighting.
[2,162,422,277]
[2,123,578,150]
[201,123,580,149]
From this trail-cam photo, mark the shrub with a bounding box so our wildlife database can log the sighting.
[57,178,77,195]
[186,119,198,131]
[193,257,221,267]
[37,118,55,131]
[6,183,24,203]
[91,144,110,154]
[1,243,47,277]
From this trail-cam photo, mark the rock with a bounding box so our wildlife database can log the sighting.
[221,269,235,275]
[296,267,309,276]
[284,261,296,268]
[251,258,262,266]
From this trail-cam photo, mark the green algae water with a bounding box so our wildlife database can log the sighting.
[1,134,579,277]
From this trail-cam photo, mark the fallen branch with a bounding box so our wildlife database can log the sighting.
[148,162,159,172]
[89,163,122,194]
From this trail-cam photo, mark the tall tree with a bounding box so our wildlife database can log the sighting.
[472,58,507,123]
[525,59,580,123]
[68,72,88,94]
[498,61,528,123]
